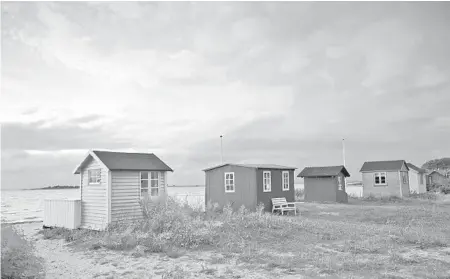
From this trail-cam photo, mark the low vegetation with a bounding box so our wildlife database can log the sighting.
[427,183,450,195]
[40,194,450,278]
[294,188,304,201]
[1,225,45,279]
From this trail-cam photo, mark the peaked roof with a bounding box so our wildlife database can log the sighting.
[203,163,297,172]
[360,160,408,172]
[73,150,173,174]
[406,163,426,174]
[297,165,350,178]
[428,170,447,177]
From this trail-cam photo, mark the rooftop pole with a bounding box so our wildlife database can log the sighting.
[220,135,223,164]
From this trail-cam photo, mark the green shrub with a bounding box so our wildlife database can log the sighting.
[1,225,45,279]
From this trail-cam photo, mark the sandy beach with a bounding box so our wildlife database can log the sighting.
[14,222,288,279]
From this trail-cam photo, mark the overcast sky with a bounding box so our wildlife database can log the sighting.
[2,2,450,189]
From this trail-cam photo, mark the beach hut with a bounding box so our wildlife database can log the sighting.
[426,170,450,187]
[359,160,410,198]
[203,163,297,212]
[406,163,427,194]
[298,166,350,203]
[72,150,173,230]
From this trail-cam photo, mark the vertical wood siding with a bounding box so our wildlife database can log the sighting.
[205,166,257,211]
[80,157,108,230]
[303,177,337,203]
[408,170,426,194]
[256,169,296,211]
[400,171,410,197]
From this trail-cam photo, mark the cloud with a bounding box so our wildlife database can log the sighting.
[1,2,450,188]
[1,120,132,151]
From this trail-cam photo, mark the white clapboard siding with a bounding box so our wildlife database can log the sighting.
[80,156,108,230]
[111,171,143,222]
[44,199,81,229]
[111,171,169,223]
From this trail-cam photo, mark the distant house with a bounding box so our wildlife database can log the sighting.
[407,163,427,194]
[297,166,350,203]
[73,150,173,230]
[203,163,296,212]
[359,160,410,198]
[426,170,449,187]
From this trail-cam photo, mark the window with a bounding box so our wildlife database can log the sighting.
[88,169,101,184]
[140,171,160,198]
[374,172,387,186]
[419,174,424,185]
[224,172,235,193]
[263,171,271,192]
[402,172,408,184]
[282,171,289,191]
[338,176,343,191]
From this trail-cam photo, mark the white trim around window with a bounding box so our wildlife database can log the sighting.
[224,172,235,193]
[88,169,101,185]
[263,171,271,192]
[140,171,160,198]
[374,172,387,186]
[282,171,289,191]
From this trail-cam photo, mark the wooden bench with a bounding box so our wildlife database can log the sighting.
[271,197,297,215]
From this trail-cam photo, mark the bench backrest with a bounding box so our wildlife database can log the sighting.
[271,197,287,206]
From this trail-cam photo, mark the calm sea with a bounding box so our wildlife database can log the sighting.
[1,186,205,225]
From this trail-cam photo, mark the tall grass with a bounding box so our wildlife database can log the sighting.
[40,196,299,255]
[1,225,45,279]
[38,195,450,278]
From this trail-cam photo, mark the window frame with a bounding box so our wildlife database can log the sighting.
[140,171,160,198]
[88,169,101,185]
[402,172,408,184]
[263,171,271,192]
[337,176,343,191]
[282,171,289,191]
[374,172,387,186]
[224,172,235,193]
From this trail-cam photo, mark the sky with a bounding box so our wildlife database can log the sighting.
[1,2,450,189]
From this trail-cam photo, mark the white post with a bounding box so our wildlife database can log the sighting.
[220,135,223,164]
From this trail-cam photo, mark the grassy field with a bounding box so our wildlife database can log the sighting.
[38,194,450,279]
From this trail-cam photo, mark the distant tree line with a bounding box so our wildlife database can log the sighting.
[32,185,80,190]
[422,157,450,177]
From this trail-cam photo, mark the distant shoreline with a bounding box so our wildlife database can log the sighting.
[29,186,80,190]
[167,185,205,187]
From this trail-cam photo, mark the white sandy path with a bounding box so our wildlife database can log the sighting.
[16,222,294,279]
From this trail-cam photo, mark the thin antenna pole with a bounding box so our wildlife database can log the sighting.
[220,135,223,164]
[342,138,346,166]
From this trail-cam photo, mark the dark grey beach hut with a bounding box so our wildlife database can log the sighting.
[203,163,297,212]
[298,165,350,203]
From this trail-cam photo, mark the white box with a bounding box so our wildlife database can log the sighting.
[43,199,81,229]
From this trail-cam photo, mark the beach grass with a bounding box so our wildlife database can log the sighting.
[1,224,45,279]
[38,194,450,278]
